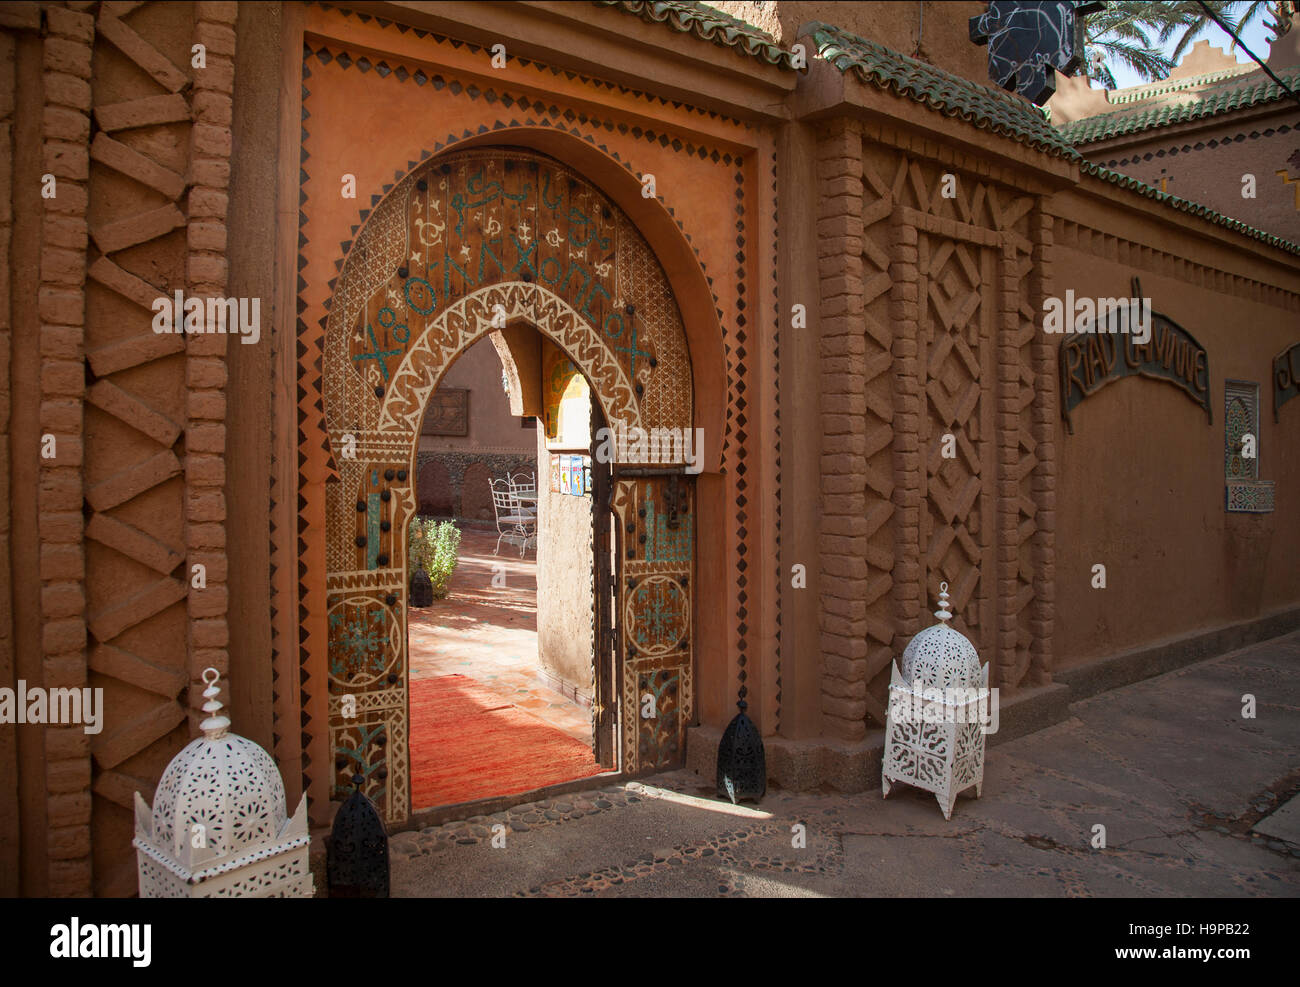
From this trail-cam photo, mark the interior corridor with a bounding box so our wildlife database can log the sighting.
[407,527,603,809]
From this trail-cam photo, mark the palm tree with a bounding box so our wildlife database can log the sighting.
[1084,1,1282,90]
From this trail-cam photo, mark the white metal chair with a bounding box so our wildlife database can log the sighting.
[507,470,537,518]
[491,478,536,557]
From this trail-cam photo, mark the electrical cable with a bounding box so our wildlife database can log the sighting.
[1193,0,1300,108]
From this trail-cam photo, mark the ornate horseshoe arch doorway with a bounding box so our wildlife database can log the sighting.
[316,147,701,824]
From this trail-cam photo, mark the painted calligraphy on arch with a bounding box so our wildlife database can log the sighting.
[346,150,692,434]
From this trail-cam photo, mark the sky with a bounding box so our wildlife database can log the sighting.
[1104,13,1277,89]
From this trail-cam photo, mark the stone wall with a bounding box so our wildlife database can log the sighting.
[415,450,536,522]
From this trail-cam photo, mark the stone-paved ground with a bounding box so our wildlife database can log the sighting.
[391,632,1300,897]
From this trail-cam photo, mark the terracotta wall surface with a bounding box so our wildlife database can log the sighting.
[0,15,17,898]
[286,2,777,825]
[225,0,281,758]
[535,423,595,699]
[1051,35,1300,243]
[805,78,1299,747]
[416,335,534,455]
[1046,186,1300,666]
[6,0,1300,892]
[2,1,241,897]
[6,10,48,897]
[1083,109,1300,244]
[712,0,989,84]
[812,115,1057,743]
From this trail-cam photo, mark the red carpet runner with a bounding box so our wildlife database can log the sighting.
[410,674,603,809]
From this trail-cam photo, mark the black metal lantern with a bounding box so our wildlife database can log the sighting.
[409,567,433,608]
[327,779,390,898]
[716,699,765,804]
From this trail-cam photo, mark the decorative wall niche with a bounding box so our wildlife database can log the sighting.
[1225,379,1275,513]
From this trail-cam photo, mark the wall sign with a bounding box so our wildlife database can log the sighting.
[1060,293,1211,434]
[421,387,469,435]
[1273,341,1300,421]
[549,453,591,497]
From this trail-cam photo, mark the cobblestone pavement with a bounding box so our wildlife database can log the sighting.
[391,632,1300,897]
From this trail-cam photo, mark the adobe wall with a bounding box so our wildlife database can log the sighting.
[416,336,535,455]
[1046,185,1300,667]
[285,3,780,822]
[808,116,1058,749]
[1083,107,1300,244]
[712,1,989,84]
[226,0,282,760]
[413,336,536,520]
[9,0,1297,890]
[0,17,18,897]
[799,97,1300,768]
[2,1,241,898]
[535,422,595,700]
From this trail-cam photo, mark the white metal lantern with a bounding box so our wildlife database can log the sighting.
[882,583,990,819]
[133,668,313,897]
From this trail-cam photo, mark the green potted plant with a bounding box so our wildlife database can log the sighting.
[425,520,461,600]
[407,517,461,607]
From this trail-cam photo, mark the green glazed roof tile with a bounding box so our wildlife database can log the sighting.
[1060,70,1300,143]
[1078,159,1300,253]
[1106,63,1256,105]
[593,12,1298,255]
[593,1,800,69]
[804,22,1078,157]
[804,21,1299,256]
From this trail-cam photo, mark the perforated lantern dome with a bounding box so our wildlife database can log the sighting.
[900,583,982,690]
[133,668,313,897]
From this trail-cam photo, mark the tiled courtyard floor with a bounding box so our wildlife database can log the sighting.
[407,526,593,746]
[392,631,1300,897]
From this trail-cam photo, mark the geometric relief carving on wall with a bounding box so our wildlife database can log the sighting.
[79,3,215,897]
[1008,236,1040,688]
[827,143,898,730]
[897,158,1042,692]
[919,234,993,658]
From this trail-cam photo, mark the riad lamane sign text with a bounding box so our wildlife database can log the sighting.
[1058,305,1210,434]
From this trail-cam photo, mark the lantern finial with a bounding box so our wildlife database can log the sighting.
[200,667,231,739]
[935,581,952,623]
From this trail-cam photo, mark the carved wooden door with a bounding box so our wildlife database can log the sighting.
[610,472,694,773]
[591,433,618,769]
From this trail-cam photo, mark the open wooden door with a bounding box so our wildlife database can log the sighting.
[590,424,618,769]
[610,471,694,773]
